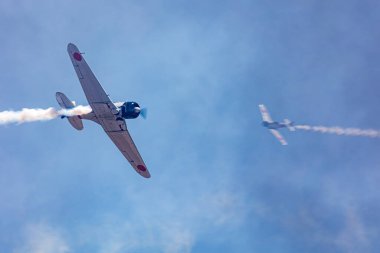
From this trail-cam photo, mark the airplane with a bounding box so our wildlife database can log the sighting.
[56,43,150,178]
[258,104,295,145]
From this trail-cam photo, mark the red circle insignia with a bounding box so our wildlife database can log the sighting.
[137,165,147,172]
[73,52,82,61]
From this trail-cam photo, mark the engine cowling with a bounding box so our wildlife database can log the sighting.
[120,102,141,119]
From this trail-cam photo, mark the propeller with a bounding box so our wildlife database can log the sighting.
[140,108,148,119]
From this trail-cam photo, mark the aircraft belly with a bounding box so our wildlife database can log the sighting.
[80,112,99,123]
[90,103,117,119]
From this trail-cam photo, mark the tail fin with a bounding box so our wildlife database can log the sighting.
[284,118,295,131]
[56,92,83,130]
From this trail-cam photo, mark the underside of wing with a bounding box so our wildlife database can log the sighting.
[270,129,288,145]
[106,129,151,178]
[67,43,117,113]
[259,104,273,122]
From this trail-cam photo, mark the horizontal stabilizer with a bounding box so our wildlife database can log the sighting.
[56,92,84,130]
[67,116,83,130]
[284,118,295,131]
[56,92,75,109]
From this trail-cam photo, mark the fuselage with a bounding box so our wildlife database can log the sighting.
[262,121,287,130]
[76,101,141,123]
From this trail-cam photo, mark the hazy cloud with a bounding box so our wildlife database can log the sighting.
[14,223,70,253]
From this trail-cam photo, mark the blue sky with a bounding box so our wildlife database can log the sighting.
[1,0,380,252]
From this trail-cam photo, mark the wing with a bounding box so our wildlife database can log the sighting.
[106,129,151,178]
[258,104,273,122]
[269,129,288,145]
[67,43,117,113]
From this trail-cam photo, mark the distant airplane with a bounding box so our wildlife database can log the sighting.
[56,43,150,178]
[259,104,295,145]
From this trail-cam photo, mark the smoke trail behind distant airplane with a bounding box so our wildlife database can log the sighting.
[0,105,92,125]
[295,125,380,138]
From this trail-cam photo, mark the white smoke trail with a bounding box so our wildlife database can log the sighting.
[0,105,92,125]
[58,105,92,117]
[295,125,380,138]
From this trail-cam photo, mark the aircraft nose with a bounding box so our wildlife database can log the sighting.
[134,107,141,113]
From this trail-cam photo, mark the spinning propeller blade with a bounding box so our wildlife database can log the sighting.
[140,108,148,119]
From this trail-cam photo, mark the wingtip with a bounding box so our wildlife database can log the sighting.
[258,104,266,110]
[55,91,63,97]
[141,171,151,178]
[136,165,151,178]
[67,43,79,52]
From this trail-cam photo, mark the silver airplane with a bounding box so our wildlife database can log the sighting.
[56,43,150,178]
[259,104,295,145]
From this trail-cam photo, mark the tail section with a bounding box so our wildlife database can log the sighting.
[56,92,84,130]
[284,118,295,131]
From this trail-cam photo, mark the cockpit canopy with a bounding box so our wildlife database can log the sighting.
[120,101,141,119]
